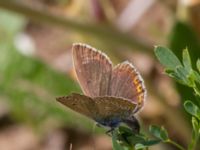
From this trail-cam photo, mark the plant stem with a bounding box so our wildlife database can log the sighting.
[0,0,151,51]
[189,131,199,150]
[167,140,186,150]
[193,87,200,108]
[194,134,199,150]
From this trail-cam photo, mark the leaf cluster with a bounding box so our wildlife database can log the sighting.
[112,46,200,150]
[154,46,200,150]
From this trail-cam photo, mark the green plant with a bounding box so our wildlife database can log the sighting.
[111,123,185,150]
[155,46,200,150]
[111,47,200,150]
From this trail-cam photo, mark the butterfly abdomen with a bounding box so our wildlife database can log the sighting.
[96,117,121,128]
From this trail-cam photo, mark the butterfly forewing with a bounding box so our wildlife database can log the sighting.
[73,43,112,97]
[110,61,146,111]
[56,93,99,118]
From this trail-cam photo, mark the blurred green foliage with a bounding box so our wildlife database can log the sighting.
[0,9,96,131]
[170,22,200,65]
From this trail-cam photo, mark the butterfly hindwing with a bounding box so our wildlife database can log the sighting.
[110,61,146,111]
[94,96,137,119]
[73,43,112,97]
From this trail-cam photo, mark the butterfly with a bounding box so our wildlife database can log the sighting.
[56,43,147,133]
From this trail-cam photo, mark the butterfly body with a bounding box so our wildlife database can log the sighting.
[56,43,146,132]
[95,116,121,128]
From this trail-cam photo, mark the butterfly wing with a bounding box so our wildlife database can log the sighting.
[56,93,99,119]
[110,61,146,111]
[56,93,137,121]
[72,43,112,97]
[94,96,137,120]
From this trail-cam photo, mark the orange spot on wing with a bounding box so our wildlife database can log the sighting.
[133,77,139,85]
[136,84,142,93]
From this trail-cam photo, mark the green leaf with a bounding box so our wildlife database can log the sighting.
[154,46,182,70]
[160,127,169,141]
[184,101,200,119]
[192,117,199,134]
[197,59,200,73]
[118,125,134,136]
[112,130,125,150]
[193,76,200,96]
[165,66,194,87]
[165,69,183,81]
[149,125,161,139]
[174,66,192,85]
[135,143,146,150]
[135,139,161,149]
[165,69,174,74]
[193,71,200,83]
[149,125,169,141]
[182,48,192,73]
[169,21,200,116]
[118,126,146,146]
[126,134,147,146]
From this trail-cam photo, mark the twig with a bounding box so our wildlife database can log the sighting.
[0,0,152,51]
[167,139,186,150]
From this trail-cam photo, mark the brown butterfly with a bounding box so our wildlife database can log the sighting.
[56,43,146,133]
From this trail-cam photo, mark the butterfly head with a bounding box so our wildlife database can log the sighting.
[122,115,140,134]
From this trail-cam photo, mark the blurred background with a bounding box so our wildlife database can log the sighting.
[0,0,200,149]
